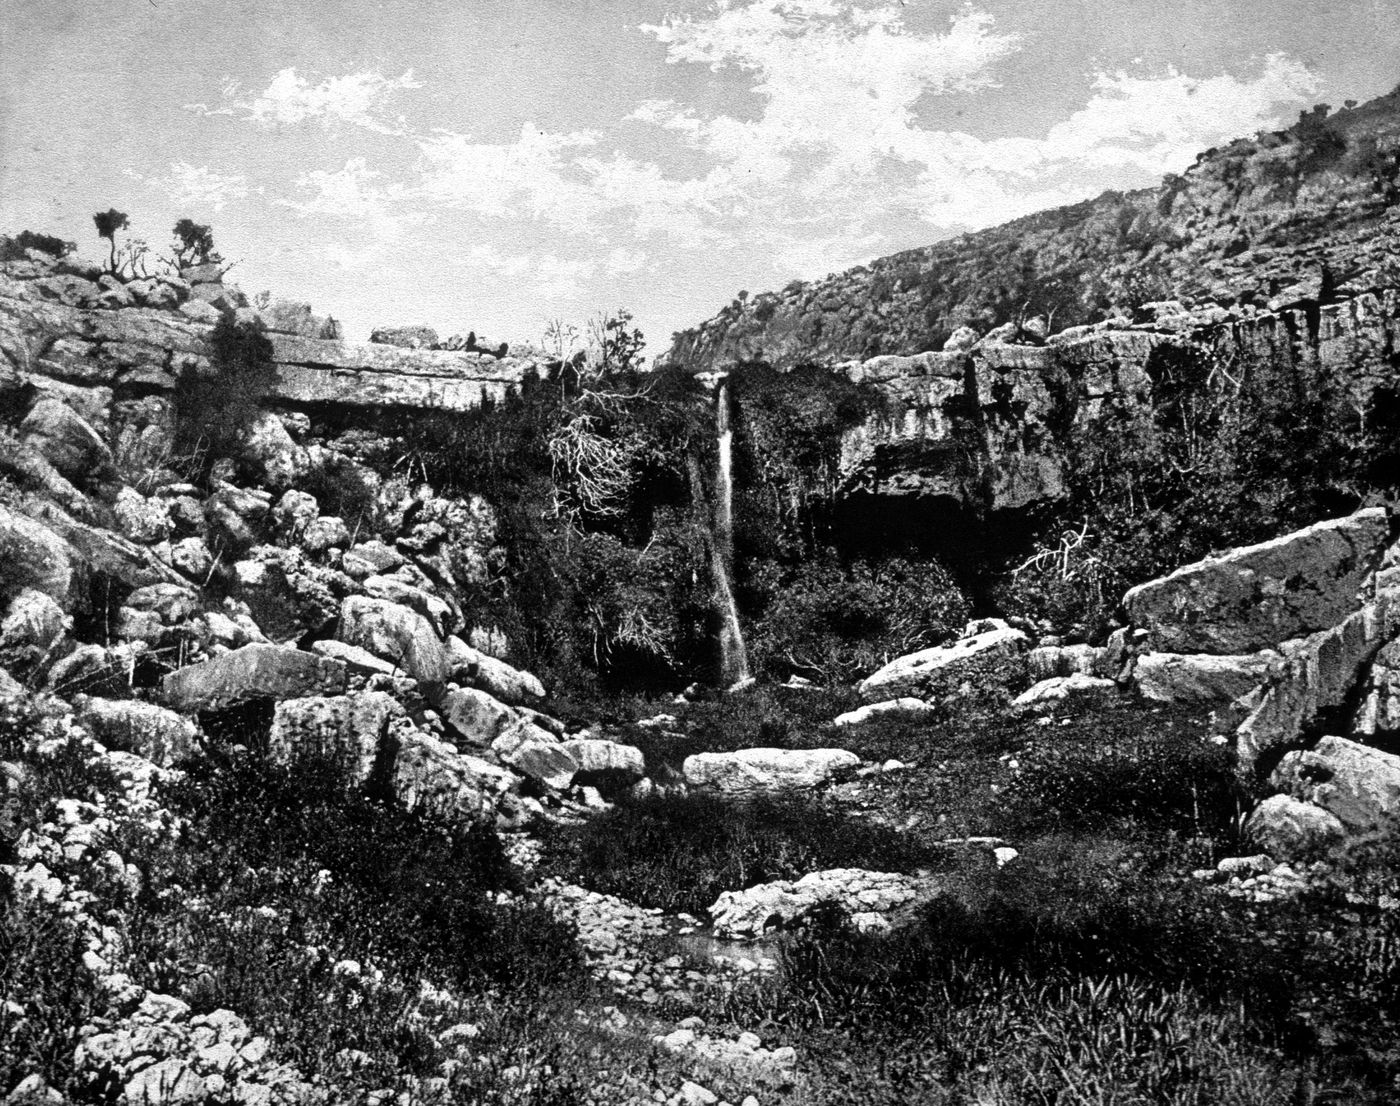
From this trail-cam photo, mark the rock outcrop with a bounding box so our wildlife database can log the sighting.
[858,619,1028,703]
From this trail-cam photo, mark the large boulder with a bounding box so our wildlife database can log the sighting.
[363,575,452,636]
[391,729,510,824]
[163,644,348,712]
[438,686,517,747]
[239,412,310,490]
[75,697,199,768]
[0,505,74,606]
[234,547,341,644]
[492,720,578,790]
[709,868,937,940]
[1271,735,1400,839]
[1132,652,1279,704]
[19,398,114,487]
[113,488,172,544]
[445,636,545,704]
[337,596,450,689]
[1124,509,1390,654]
[1246,793,1347,859]
[0,587,68,671]
[1236,596,1400,781]
[561,738,645,786]
[683,747,859,795]
[267,691,402,785]
[857,619,1028,703]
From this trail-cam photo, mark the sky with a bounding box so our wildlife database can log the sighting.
[3,1,1400,356]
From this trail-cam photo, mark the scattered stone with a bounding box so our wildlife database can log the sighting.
[710,868,937,939]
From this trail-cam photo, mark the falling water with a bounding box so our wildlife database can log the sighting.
[713,376,751,687]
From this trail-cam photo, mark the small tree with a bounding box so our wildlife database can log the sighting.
[92,208,129,273]
[171,218,222,268]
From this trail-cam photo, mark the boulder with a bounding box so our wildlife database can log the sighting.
[113,488,172,544]
[309,639,397,678]
[169,537,213,581]
[363,575,451,635]
[163,644,348,712]
[0,587,68,670]
[709,868,937,940]
[833,698,935,727]
[0,504,74,606]
[492,720,578,790]
[239,412,309,490]
[272,489,319,539]
[19,398,114,486]
[337,596,450,689]
[1132,651,1279,704]
[561,738,645,785]
[301,515,350,555]
[858,620,1028,703]
[267,692,402,785]
[75,697,198,767]
[1236,596,1400,781]
[46,642,143,697]
[438,686,517,747]
[683,747,859,795]
[1271,735,1400,839]
[342,540,404,579]
[1012,672,1115,707]
[1124,509,1390,654]
[390,729,504,825]
[1027,644,1101,680]
[445,636,545,704]
[234,548,340,644]
[1246,793,1346,859]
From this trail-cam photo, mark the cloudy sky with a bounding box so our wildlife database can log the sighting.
[3,1,1399,353]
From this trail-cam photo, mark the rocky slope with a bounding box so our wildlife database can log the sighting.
[666,88,1400,372]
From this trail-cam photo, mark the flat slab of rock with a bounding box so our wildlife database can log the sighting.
[1132,651,1279,704]
[162,643,347,712]
[1124,509,1390,654]
[682,747,859,795]
[446,636,545,704]
[858,619,1028,703]
[833,698,934,727]
[709,868,937,939]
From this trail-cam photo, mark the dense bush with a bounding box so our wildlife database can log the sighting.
[746,554,970,684]
[171,313,277,481]
[0,230,73,262]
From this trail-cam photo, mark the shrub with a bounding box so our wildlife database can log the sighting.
[170,218,221,268]
[171,313,277,480]
[747,554,970,684]
[0,230,74,262]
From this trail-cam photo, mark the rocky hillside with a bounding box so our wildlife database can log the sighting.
[666,87,1400,372]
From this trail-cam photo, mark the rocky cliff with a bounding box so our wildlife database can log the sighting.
[832,288,1400,515]
[666,88,1400,373]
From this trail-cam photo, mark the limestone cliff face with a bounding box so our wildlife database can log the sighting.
[831,291,1400,515]
[667,88,1400,374]
[0,256,543,461]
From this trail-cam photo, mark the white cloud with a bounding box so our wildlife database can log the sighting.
[190,67,422,134]
[278,157,423,241]
[463,243,597,301]
[127,161,252,211]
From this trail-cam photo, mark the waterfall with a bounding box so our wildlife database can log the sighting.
[712,376,751,687]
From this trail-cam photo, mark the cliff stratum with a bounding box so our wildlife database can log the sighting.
[666,89,1400,374]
